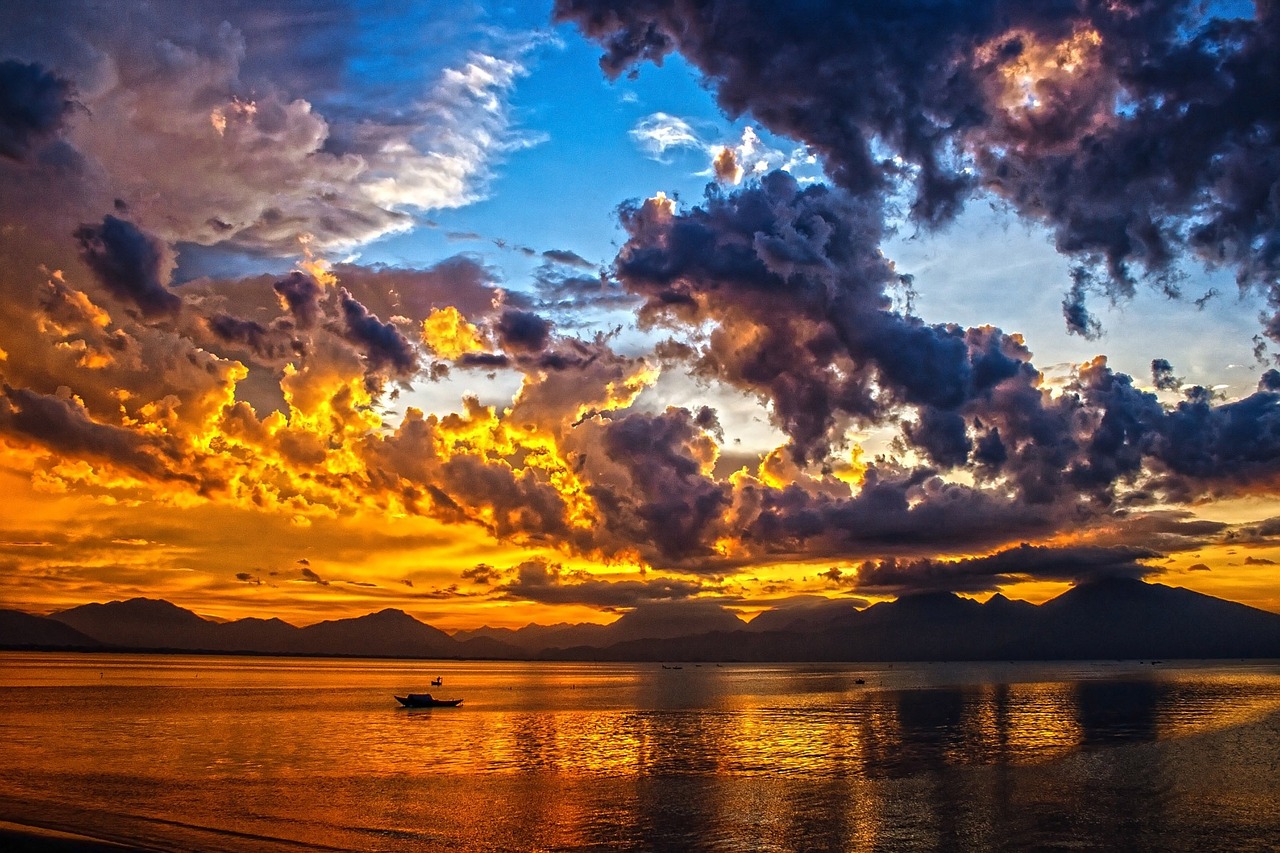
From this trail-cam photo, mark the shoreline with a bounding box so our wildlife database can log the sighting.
[0,819,145,852]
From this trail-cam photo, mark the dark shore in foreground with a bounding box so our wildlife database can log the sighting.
[0,820,145,852]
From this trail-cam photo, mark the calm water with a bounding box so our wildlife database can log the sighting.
[2,654,1279,851]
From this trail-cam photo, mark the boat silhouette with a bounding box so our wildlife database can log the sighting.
[394,693,462,708]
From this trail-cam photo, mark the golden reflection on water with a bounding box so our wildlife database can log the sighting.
[4,655,1280,851]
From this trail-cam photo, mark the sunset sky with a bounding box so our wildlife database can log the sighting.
[2,0,1280,630]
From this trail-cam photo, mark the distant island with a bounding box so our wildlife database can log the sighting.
[3,578,1280,662]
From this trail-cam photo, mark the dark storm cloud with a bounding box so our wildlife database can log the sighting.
[73,215,181,318]
[458,352,511,369]
[554,0,1280,545]
[495,309,553,354]
[1151,358,1183,392]
[435,454,578,545]
[1080,510,1229,553]
[853,543,1161,596]
[1062,269,1103,339]
[587,407,730,565]
[496,558,703,607]
[601,168,1280,555]
[1154,389,1280,488]
[744,468,1059,561]
[1227,516,1280,543]
[0,384,187,482]
[554,0,996,220]
[557,1,1280,335]
[613,171,1038,464]
[205,314,300,362]
[272,272,323,330]
[337,288,417,377]
[0,59,75,162]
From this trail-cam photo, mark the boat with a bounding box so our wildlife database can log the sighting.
[430,677,443,686]
[394,693,463,708]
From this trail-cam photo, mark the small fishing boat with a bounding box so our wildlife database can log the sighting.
[430,677,443,686]
[394,693,463,708]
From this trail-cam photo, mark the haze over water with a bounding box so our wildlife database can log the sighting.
[2,654,1280,850]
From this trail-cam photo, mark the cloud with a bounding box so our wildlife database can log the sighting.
[300,566,328,585]
[496,558,704,607]
[1151,358,1184,392]
[6,1,1280,621]
[0,384,189,483]
[0,60,75,162]
[462,563,500,585]
[583,406,729,564]
[629,112,702,161]
[541,249,595,270]
[337,288,417,377]
[629,113,811,184]
[0,2,544,255]
[853,543,1162,596]
[558,1,1280,338]
[74,216,181,318]
[272,273,324,330]
[495,309,553,354]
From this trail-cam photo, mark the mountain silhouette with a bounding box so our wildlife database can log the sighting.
[545,581,1280,662]
[53,598,221,649]
[3,580,1278,661]
[296,608,458,658]
[0,609,100,648]
[42,599,478,658]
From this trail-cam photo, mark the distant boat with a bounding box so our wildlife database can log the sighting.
[430,677,443,686]
[661,664,683,670]
[855,678,866,685]
[394,693,462,708]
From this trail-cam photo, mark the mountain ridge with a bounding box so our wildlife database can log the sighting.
[2,580,1279,661]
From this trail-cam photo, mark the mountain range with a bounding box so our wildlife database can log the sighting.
[2,578,1279,661]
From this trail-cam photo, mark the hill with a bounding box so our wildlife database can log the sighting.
[3,580,1277,661]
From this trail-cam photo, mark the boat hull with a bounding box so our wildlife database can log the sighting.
[395,694,463,708]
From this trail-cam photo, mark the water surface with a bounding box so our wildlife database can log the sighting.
[2,654,1279,850]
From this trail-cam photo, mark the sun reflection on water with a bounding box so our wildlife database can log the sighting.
[3,655,1280,851]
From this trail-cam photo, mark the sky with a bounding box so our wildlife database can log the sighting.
[2,0,1280,630]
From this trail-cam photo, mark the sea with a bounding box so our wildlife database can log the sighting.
[1,653,1279,851]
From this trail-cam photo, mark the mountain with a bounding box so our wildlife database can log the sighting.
[213,617,304,654]
[46,598,466,658]
[295,609,458,658]
[604,600,747,644]
[14,580,1280,661]
[0,609,102,648]
[452,622,614,654]
[1029,577,1280,659]
[547,581,1280,662]
[744,596,862,633]
[53,598,222,649]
